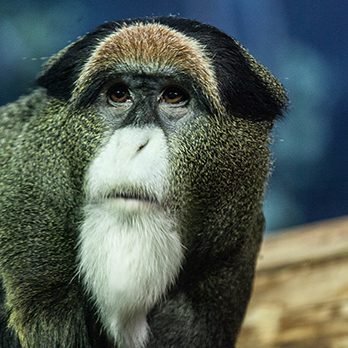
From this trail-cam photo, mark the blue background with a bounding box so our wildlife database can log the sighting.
[1,0,347,232]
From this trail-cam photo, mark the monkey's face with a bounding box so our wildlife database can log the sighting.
[61,23,221,222]
[83,73,204,218]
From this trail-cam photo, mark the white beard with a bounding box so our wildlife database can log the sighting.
[77,126,184,348]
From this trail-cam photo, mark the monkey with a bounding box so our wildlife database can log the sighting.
[0,16,287,348]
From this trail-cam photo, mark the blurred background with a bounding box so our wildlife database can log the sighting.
[0,0,347,232]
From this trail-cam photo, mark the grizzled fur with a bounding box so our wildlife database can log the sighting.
[0,17,287,348]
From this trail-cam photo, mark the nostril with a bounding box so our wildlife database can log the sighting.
[137,139,149,153]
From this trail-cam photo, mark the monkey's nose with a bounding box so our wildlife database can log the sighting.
[137,139,149,153]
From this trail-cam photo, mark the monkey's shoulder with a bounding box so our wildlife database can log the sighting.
[0,89,50,171]
[0,88,48,131]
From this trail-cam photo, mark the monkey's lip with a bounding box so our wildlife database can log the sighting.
[105,190,160,205]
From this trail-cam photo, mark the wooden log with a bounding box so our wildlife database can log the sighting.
[237,216,348,348]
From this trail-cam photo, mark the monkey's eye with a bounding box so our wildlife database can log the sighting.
[107,83,131,104]
[160,86,189,105]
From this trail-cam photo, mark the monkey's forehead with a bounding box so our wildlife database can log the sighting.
[73,23,223,114]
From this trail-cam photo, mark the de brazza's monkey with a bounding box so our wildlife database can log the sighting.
[0,16,287,348]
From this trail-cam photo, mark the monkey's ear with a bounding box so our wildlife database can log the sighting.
[37,23,117,100]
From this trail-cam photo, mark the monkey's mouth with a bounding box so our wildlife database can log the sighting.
[105,189,159,206]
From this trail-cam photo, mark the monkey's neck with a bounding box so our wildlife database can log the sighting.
[78,202,183,348]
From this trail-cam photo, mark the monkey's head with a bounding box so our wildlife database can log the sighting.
[36,17,287,259]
